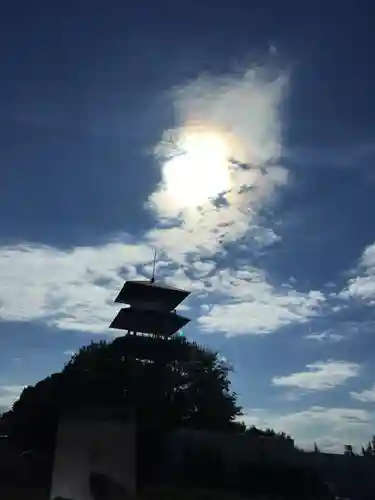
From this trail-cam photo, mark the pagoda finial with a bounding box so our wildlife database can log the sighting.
[151,249,157,284]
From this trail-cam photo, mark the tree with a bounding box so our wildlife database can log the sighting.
[362,439,375,456]
[232,421,246,433]
[367,441,374,455]
[244,425,294,447]
[344,444,355,456]
[3,336,242,452]
[370,435,375,454]
[314,442,320,453]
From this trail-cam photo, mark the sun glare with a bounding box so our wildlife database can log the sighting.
[163,126,233,207]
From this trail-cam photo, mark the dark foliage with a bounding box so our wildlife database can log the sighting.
[183,443,225,487]
[163,433,333,499]
[179,446,335,500]
[3,336,242,453]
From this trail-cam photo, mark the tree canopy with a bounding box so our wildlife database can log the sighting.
[3,335,243,451]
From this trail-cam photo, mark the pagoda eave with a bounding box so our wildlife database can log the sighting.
[109,307,190,337]
[114,280,190,312]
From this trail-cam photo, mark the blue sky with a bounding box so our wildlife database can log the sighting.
[1,0,375,452]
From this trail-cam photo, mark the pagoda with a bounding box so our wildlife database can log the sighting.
[50,259,192,500]
[110,258,191,339]
[109,259,192,488]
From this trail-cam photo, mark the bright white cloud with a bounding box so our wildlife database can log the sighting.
[148,68,288,258]
[197,267,325,335]
[0,65,327,336]
[0,242,325,335]
[272,360,361,391]
[0,241,154,332]
[341,242,375,301]
[351,384,375,403]
[240,406,374,453]
[0,385,25,412]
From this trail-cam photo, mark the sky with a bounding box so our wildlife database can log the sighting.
[0,0,375,453]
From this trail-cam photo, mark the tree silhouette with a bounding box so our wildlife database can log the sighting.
[244,425,294,447]
[370,435,375,454]
[3,336,242,452]
[344,444,354,456]
[361,437,375,456]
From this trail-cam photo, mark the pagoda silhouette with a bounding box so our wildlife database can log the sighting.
[110,254,191,339]
[51,255,192,500]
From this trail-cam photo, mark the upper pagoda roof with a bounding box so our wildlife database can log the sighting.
[114,280,190,312]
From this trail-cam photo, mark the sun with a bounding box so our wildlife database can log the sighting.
[162,126,233,207]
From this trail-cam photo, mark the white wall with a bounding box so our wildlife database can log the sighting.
[50,410,136,500]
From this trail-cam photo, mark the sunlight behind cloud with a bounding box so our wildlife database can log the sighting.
[161,124,233,208]
[150,68,288,240]
[0,63,322,338]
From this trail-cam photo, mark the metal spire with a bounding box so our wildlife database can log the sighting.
[151,249,157,284]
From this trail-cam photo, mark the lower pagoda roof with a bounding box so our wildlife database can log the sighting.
[109,307,190,337]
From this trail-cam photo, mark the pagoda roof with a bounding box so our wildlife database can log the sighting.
[114,280,190,312]
[109,307,190,337]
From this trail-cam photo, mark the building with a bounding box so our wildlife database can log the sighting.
[50,271,191,499]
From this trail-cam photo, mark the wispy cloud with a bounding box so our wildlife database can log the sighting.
[272,360,361,391]
[63,350,75,357]
[0,241,153,332]
[351,384,375,403]
[305,330,345,343]
[197,268,325,335]
[0,242,326,336]
[0,385,25,412]
[0,66,327,336]
[341,242,375,302]
[148,68,288,261]
[240,406,373,453]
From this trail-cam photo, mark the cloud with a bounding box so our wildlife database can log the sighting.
[0,241,153,332]
[0,242,326,336]
[0,385,25,413]
[341,242,375,302]
[197,267,325,335]
[148,68,288,257]
[240,406,373,453]
[351,384,375,403]
[272,360,360,391]
[305,330,345,342]
[0,66,327,336]
[306,320,375,342]
[63,350,76,356]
